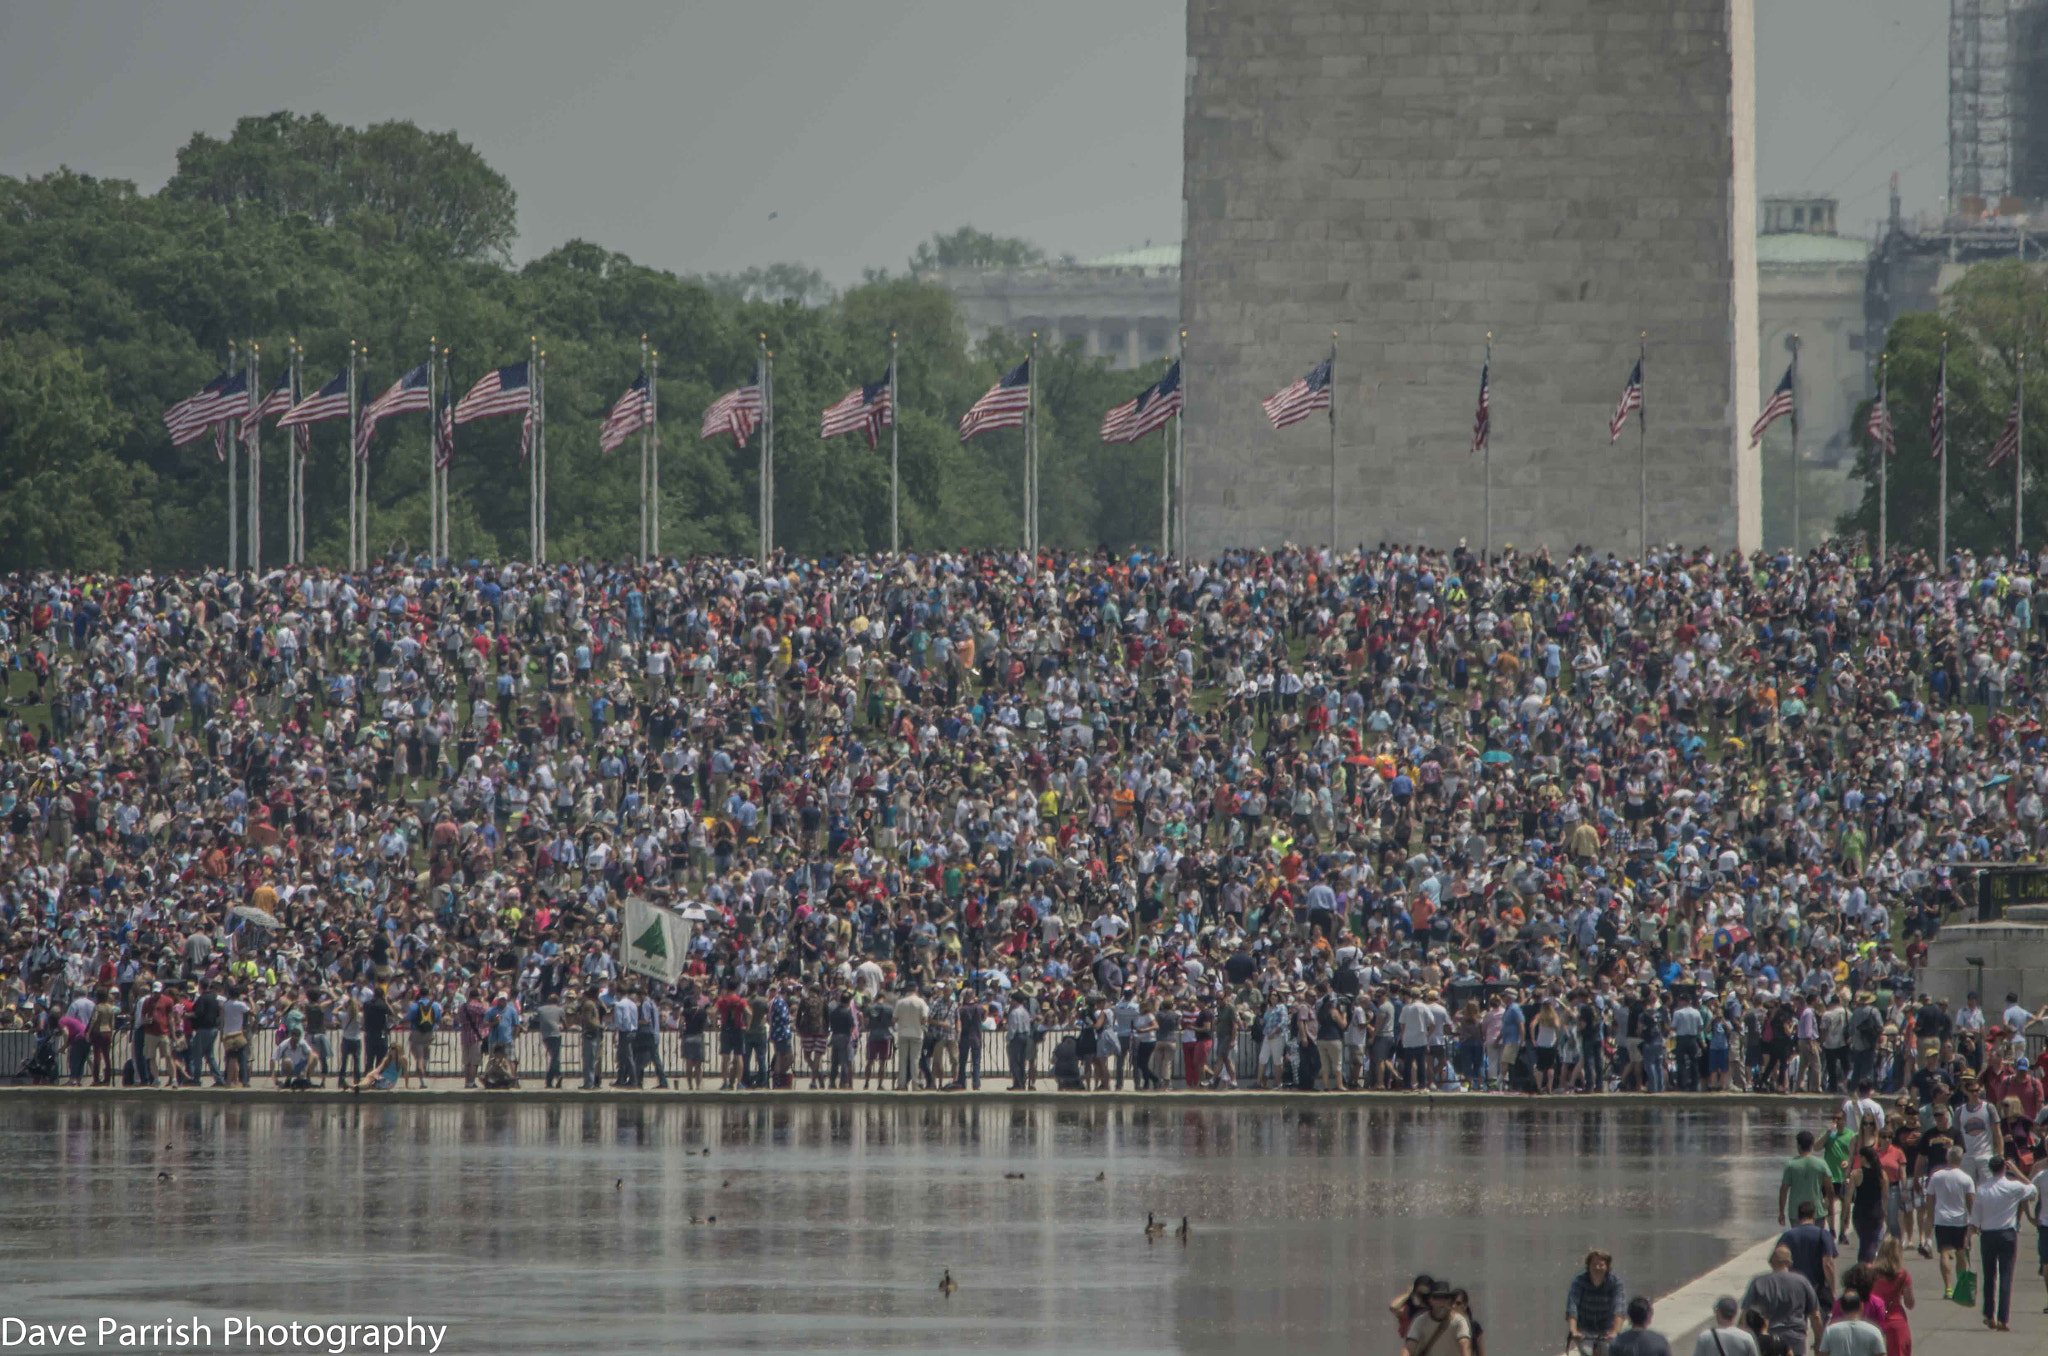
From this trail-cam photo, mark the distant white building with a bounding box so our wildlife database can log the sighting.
[1758,195,1871,467]
[1756,194,1873,547]
[921,245,1180,369]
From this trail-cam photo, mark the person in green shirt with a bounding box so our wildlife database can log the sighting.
[1819,1108,1857,1234]
[1779,1128,1834,1229]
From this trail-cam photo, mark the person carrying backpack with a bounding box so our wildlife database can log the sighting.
[405,990,443,1086]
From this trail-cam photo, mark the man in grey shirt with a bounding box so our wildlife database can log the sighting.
[1690,1297,1759,1356]
[1739,1247,1822,1354]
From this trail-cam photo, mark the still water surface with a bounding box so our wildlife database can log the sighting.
[1,1100,1795,1354]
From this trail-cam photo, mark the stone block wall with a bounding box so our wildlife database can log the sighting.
[1182,0,1756,556]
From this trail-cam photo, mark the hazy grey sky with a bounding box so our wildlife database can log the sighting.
[0,0,1947,283]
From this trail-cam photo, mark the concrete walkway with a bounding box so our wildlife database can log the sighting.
[1650,1233,2048,1355]
[1897,1242,2048,1353]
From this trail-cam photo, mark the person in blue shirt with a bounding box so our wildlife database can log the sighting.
[1497,995,1526,1089]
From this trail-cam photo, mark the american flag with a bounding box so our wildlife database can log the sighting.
[355,363,432,460]
[1608,359,1643,443]
[1262,358,1332,430]
[1929,352,1947,460]
[960,359,1031,441]
[167,369,246,448]
[599,372,652,454]
[242,368,295,447]
[1990,388,2023,466]
[277,368,351,427]
[821,372,892,447]
[701,366,763,448]
[163,372,231,446]
[1471,361,1491,455]
[453,361,531,425]
[201,370,250,459]
[1748,364,1795,446]
[1101,360,1181,444]
[1865,392,1893,456]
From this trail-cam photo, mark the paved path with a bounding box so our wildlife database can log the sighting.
[1899,1240,2048,1353]
[1650,1233,2048,1355]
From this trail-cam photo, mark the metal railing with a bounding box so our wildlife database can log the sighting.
[8,1027,1259,1088]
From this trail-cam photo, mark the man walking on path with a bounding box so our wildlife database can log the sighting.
[1816,1290,1885,1356]
[1741,1245,1823,1355]
[1565,1249,1625,1355]
[1928,1144,1977,1298]
[1968,1154,2038,1331]
[1608,1297,1670,1356]
[1776,1200,1838,1315]
[1779,1131,1832,1230]
[1688,1297,1758,1356]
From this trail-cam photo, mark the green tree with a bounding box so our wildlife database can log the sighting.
[908,226,1045,273]
[1841,262,2048,556]
[164,112,517,261]
[0,335,150,570]
[0,116,1182,569]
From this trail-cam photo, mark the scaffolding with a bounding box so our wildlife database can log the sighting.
[1952,0,2015,210]
[1953,0,2048,213]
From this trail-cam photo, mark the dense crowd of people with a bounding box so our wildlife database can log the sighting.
[2,539,2047,1109]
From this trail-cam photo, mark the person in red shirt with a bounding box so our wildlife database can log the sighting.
[714,981,751,1090]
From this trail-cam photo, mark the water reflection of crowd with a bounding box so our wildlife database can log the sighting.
[3,540,2047,1105]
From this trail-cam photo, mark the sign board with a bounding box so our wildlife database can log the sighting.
[1976,867,2048,921]
[619,896,690,985]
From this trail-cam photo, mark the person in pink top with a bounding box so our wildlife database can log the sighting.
[1819,1262,1889,1352]
[1864,1238,1915,1356]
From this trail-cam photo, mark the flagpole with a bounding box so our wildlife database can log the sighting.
[285,342,297,565]
[639,335,651,562]
[1163,408,1177,556]
[1483,333,1494,562]
[1027,331,1039,557]
[1939,333,1949,564]
[2017,349,2027,559]
[1877,354,1888,566]
[248,340,261,576]
[1177,328,1188,557]
[650,346,661,562]
[890,331,900,554]
[228,339,239,573]
[1790,334,1802,556]
[423,336,436,565]
[348,343,360,573]
[1160,414,1172,556]
[536,340,544,573]
[538,347,548,566]
[361,350,373,572]
[294,341,306,565]
[1328,333,1339,552]
[440,346,452,562]
[1637,333,1648,557]
[758,334,771,562]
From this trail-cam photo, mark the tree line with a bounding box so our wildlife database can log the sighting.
[0,112,1176,572]
[1840,259,2048,559]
